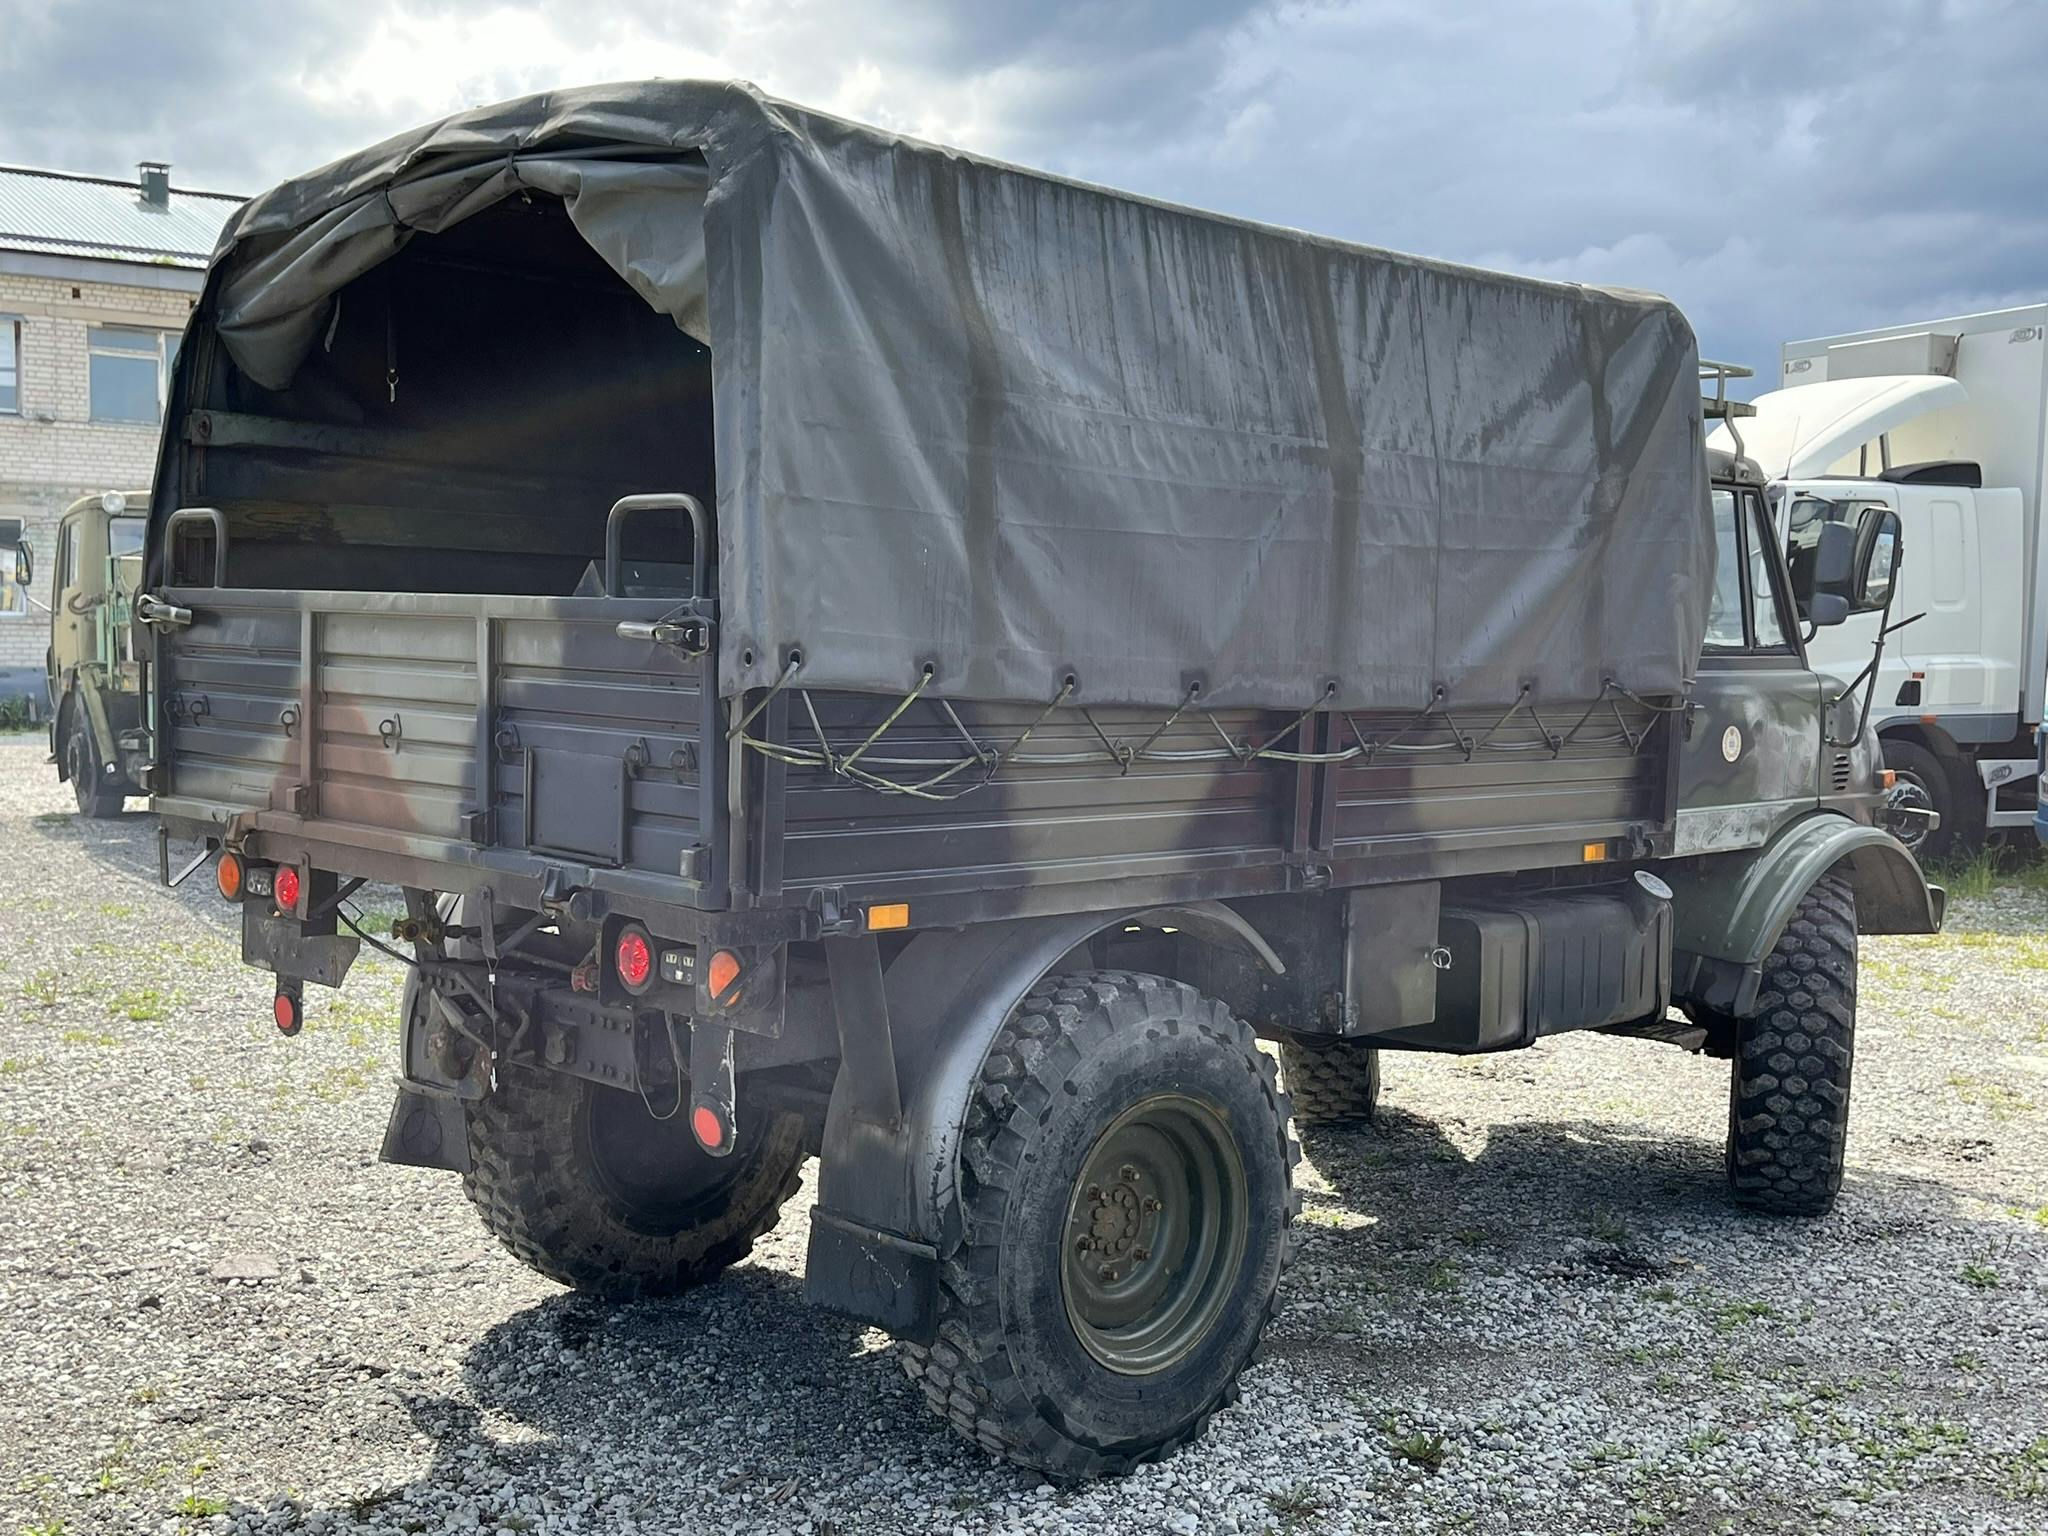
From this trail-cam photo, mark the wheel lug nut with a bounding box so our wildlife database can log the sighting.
[1133,1246,1150,1262]
[1144,1196,1162,1212]
[1100,1267,1118,1282]
[1120,1164,1139,1183]
[1075,1237,1094,1253]
[1086,1184,1104,1202]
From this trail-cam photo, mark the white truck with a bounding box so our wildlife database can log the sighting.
[1709,308,2048,856]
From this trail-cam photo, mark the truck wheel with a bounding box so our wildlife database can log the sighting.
[900,972,1297,1479]
[63,715,125,818]
[1881,738,1971,860]
[462,1064,807,1296]
[1725,873,1856,1216]
[1277,1036,1381,1127]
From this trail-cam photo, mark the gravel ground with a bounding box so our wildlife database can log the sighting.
[1,732,2044,1536]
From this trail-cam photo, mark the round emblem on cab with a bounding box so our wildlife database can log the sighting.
[1721,725,1743,763]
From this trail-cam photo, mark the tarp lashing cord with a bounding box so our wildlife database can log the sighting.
[729,660,1681,802]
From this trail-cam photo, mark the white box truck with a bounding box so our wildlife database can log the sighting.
[1709,307,2048,856]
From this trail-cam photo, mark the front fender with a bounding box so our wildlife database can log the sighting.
[1665,812,1943,1015]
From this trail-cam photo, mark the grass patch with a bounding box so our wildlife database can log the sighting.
[111,984,179,1023]
[1387,1430,1447,1471]
[1960,1262,2001,1290]
[58,1027,119,1047]
[1947,1072,2037,1120]
[1711,1298,1778,1332]
[1265,1481,1329,1524]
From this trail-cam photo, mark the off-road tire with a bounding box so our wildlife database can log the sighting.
[1277,1036,1381,1127]
[899,971,1298,1479]
[64,714,124,818]
[462,1063,806,1296]
[1726,873,1856,1216]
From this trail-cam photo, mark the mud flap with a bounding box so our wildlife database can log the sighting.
[378,1086,472,1174]
[805,1209,938,1343]
[243,906,361,988]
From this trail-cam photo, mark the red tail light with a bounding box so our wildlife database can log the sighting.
[274,865,301,914]
[615,928,653,992]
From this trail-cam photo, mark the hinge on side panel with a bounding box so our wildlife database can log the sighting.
[808,886,858,937]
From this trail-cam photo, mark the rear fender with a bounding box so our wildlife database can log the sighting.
[803,900,1282,1339]
[1666,812,1943,1015]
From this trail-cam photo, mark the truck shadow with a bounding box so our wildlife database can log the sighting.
[264,1109,2040,1528]
[21,801,250,937]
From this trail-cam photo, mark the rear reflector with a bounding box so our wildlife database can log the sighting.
[866,902,910,931]
[272,988,303,1036]
[706,949,742,1000]
[691,1104,727,1151]
[215,851,244,902]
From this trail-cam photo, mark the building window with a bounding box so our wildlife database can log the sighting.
[0,318,20,415]
[89,325,179,423]
[0,518,25,616]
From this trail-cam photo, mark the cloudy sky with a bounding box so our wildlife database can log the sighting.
[2,0,2040,383]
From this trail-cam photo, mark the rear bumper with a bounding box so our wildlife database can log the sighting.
[156,799,802,950]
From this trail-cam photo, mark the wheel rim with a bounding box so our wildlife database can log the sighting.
[1059,1094,1248,1376]
[576,1081,754,1235]
[1885,773,1936,852]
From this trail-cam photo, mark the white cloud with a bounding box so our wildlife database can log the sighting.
[2,0,2043,380]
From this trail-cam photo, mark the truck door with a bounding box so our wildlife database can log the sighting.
[48,515,88,692]
[1676,482,1824,855]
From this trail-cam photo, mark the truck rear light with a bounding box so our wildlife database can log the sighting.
[273,983,303,1036]
[615,927,653,992]
[215,851,245,902]
[691,1103,728,1151]
[706,949,742,1001]
[274,865,301,914]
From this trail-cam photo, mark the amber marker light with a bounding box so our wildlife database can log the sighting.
[706,949,742,1000]
[866,902,910,931]
[215,850,245,902]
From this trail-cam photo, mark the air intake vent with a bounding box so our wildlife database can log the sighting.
[1831,753,1854,793]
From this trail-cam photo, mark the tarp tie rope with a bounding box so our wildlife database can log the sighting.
[730,674,1669,801]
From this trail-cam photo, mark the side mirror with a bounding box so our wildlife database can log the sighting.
[1853,508,1901,612]
[1807,592,1852,628]
[10,541,27,588]
[1791,519,1859,625]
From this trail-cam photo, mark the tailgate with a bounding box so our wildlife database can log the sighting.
[149,588,715,881]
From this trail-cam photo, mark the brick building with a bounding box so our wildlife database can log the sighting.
[0,162,242,705]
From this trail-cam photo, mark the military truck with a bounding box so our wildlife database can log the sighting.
[44,490,153,815]
[132,84,1940,1478]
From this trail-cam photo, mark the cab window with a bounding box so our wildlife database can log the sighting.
[1704,490,1748,649]
[1746,491,1793,650]
[1705,487,1797,654]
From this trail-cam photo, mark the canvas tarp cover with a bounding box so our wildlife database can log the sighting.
[192,79,1712,712]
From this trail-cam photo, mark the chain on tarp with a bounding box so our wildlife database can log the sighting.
[725,659,1690,804]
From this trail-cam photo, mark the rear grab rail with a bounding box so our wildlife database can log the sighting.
[604,493,708,601]
[164,506,228,587]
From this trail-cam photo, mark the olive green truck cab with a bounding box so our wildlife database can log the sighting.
[132,83,1940,1480]
[39,490,152,816]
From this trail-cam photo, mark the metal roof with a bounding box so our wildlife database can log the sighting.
[0,163,243,270]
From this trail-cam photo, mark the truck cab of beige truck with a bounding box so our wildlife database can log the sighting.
[130,82,1941,1482]
[41,490,153,816]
